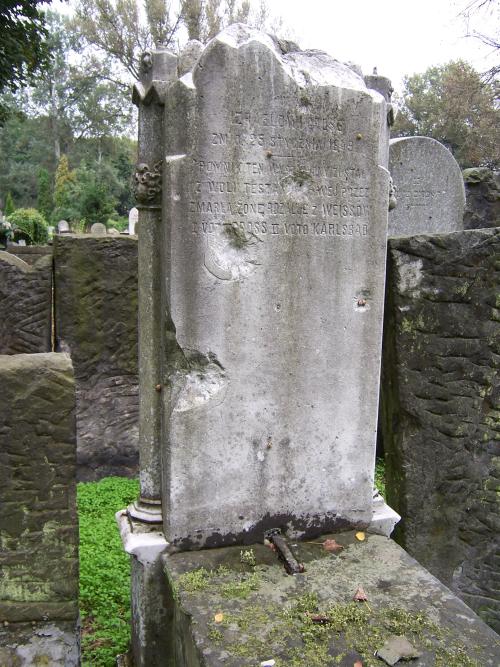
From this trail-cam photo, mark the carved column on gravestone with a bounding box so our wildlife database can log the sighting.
[128,48,178,523]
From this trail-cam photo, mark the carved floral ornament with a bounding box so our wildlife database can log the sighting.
[134,161,162,206]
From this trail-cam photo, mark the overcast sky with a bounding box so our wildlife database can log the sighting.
[268,0,498,90]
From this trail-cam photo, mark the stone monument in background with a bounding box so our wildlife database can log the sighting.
[389,136,465,237]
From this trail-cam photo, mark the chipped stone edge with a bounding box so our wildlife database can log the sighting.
[368,495,401,537]
[116,510,169,565]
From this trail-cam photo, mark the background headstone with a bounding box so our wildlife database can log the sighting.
[90,222,107,235]
[158,25,390,548]
[389,136,465,237]
[128,207,139,235]
[0,251,52,354]
[0,353,79,666]
[54,235,139,480]
[57,219,70,233]
[380,227,500,633]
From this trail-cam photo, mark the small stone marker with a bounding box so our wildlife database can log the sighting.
[57,219,70,233]
[128,207,139,235]
[90,222,107,236]
[158,25,390,549]
[389,136,465,237]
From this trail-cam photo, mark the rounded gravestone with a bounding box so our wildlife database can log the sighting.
[57,219,70,233]
[389,137,465,237]
[90,222,107,236]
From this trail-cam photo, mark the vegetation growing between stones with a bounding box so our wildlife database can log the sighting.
[78,477,139,667]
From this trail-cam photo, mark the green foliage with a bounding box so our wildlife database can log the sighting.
[78,477,139,667]
[73,164,117,228]
[393,60,499,168]
[4,191,15,217]
[375,458,386,498]
[54,154,75,208]
[0,1,50,124]
[7,207,48,244]
[36,167,53,220]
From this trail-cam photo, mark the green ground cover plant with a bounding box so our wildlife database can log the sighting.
[78,477,139,667]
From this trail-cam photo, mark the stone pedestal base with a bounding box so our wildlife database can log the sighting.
[116,510,170,667]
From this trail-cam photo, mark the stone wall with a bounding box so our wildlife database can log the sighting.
[0,250,52,354]
[463,167,500,230]
[0,353,79,666]
[53,235,139,480]
[381,228,500,632]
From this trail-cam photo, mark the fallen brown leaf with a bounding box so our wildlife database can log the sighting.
[323,538,344,553]
[353,586,368,602]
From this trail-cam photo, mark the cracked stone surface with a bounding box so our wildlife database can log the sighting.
[380,228,500,633]
[158,23,390,548]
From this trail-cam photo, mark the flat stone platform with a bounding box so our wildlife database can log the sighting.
[162,532,500,666]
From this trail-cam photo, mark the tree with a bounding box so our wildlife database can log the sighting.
[8,207,49,244]
[459,0,499,80]
[0,1,50,123]
[393,61,499,168]
[37,168,54,221]
[72,0,276,88]
[4,192,16,217]
[52,154,78,223]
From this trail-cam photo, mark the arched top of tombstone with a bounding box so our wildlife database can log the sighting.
[90,222,107,236]
[0,250,31,272]
[389,136,465,238]
[57,219,70,233]
[191,24,372,95]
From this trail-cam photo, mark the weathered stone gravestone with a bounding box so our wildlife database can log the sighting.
[0,353,79,666]
[0,251,52,354]
[54,235,139,480]
[90,222,107,235]
[389,136,465,237]
[128,207,139,235]
[148,25,391,549]
[57,219,70,233]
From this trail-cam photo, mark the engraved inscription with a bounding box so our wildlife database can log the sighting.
[185,89,375,242]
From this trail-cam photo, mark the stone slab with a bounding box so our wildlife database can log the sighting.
[159,24,390,549]
[389,136,465,237]
[6,244,53,265]
[0,352,78,628]
[0,251,52,354]
[161,532,500,666]
[0,621,79,667]
[380,228,500,632]
[53,235,139,480]
[463,167,500,229]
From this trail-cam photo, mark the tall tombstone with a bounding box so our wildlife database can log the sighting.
[128,207,139,235]
[153,25,390,549]
[389,136,465,237]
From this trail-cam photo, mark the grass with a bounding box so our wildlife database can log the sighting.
[78,476,139,667]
